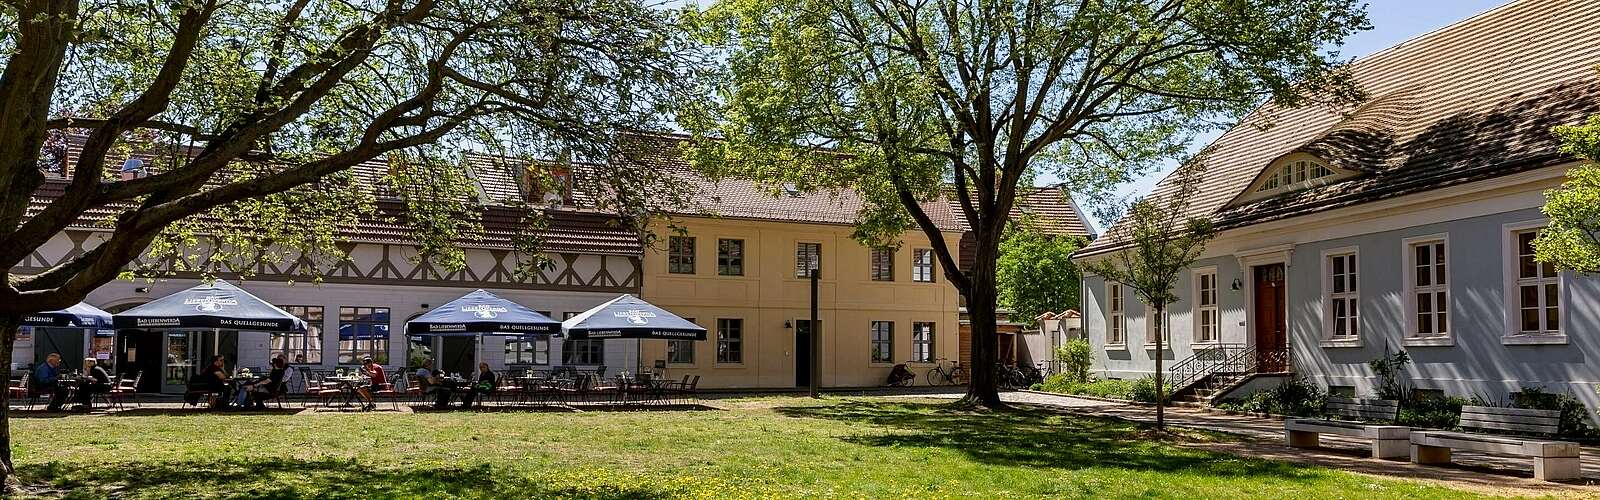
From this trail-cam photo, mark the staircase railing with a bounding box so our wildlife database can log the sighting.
[1167,343,1244,392]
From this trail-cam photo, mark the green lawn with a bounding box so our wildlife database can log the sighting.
[9,397,1502,498]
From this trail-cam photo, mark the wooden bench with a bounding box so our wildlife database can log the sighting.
[1285,396,1409,459]
[1410,405,1581,481]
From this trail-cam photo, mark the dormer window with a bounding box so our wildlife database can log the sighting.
[1229,153,1355,206]
[1255,159,1335,193]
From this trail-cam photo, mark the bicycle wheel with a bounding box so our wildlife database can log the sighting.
[926,368,949,387]
[948,367,967,385]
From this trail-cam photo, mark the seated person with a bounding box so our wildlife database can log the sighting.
[33,353,65,411]
[246,357,290,409]
[356,356,386,411]
[461,362,497,408]
[415,360,453,409]
[198,355,233,409]
[72,358,113,411]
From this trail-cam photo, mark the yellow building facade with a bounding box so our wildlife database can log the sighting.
[638,216,962,389]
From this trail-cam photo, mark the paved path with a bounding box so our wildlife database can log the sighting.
[938,391,1600,496]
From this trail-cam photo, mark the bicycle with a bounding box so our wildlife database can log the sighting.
[924,358,967,386]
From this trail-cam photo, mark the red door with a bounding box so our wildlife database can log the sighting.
[1253,263,1288,372]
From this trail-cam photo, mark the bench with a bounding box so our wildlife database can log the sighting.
[1285,396,1409,459]
[1410,405,1581,481]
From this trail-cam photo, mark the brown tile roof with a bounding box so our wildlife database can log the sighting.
[1009,186,1095,238]
[1081,0,1600,256]
[615,132,969,231]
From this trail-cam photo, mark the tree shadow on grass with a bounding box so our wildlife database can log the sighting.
[20,457,681,499]
[775,400,1326,484]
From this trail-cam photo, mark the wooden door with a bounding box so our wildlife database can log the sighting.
[1252,263,1288,372]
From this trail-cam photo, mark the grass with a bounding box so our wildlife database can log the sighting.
[7,397,1507,499]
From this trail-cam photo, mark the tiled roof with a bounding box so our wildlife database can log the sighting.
[1081,0,1600,255]
[614,132,1093,236]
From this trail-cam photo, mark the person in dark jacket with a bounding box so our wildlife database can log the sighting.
[72,358,113,412]
[461,362,496,408]
[246,357,289,409]
[197,355,232,409]
[34,353,66,411]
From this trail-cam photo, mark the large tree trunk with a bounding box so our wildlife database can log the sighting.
[0,315,20,493]
[958,233,1003,408]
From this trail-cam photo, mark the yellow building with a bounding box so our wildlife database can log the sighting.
[629,133,965,389]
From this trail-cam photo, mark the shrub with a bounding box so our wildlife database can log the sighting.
[1396,394,1470,429]
[1128,376,1171,404]
[1032,375,1138,400]
[1055,339,1092,384]
[1367,350,1411,400]
[1213,377,1325,417]
[1511,386,1594,438]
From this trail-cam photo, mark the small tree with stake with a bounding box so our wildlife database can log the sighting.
[1082,162,1214,430]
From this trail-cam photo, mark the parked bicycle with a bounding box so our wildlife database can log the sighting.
[924,358,968,386]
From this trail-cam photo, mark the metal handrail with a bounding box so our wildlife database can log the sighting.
[1168,343,1245,391]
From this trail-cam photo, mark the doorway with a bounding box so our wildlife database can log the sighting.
[440,336,475,377]
[794,320,818,387]
[1252,263,1288,372]
[116,330,164,392]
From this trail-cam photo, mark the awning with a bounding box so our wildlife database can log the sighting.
[22,302,113,329]
[112,281,306,332]
[563,294,706,340]
[404,289,560,337]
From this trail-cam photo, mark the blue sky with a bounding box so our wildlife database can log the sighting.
[1077,0,1510,230]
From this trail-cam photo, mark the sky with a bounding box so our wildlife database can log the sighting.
[1074,0,1510,231]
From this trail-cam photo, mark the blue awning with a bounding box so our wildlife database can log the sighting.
[112,281,306,332]
[22,302,113,329]
[404,289,560,337]
[563,294,706,341]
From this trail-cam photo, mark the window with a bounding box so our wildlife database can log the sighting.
[1324,252,1359,341]
[506,337,550,365]
[796,242,821,278]
[562,339,604,365]
[1255,159,1336,193]
[668,236,695,274]
[870,247,894,281]
[716,318,743,363]
[1145,306,1170,346]
[870,321,893,363]
[273,305,324,364]
[338,306,390,364]
[911,322,935,362]
[667,339,694,364]
[1408,239,1448,338]
[717,239,744,276]
[1107,284,1125,345]
[1194,271,1219,343]
[912,249,935,282]
[1513,229,1560,336]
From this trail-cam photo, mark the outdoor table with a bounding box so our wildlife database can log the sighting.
[326,375,367,407]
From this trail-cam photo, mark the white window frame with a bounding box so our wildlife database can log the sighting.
[1144,304,1171,349]
[1319,247,1361,347]
[1502,220,1568,345]
[1402,234,1452,346]
[1192,267,1219,345]
[1105,282,1126,349]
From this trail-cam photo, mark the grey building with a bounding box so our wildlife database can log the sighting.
[1073,0,1600,413]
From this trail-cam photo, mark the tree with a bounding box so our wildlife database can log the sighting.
[1082,163,1214,430]
[997,217,1085,326]
[0,0,693,489]
[681,0,1366,407]
[1534,114,1600,271]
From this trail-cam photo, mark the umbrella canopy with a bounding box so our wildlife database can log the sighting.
[404,289,560,336]
[22,302,113,329]
[112,281,306,332]
[563,294,706,340]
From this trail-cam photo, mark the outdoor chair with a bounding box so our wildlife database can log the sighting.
[668,375,700,405]
[494,377,525,406]
[304,372,345,409]
[373,379,401,411]
[7,373,31,410]
[102,371,141,410]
